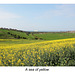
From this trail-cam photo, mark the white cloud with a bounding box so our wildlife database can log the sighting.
[0,10,21,19]
[52,5,75,17]
[35,5,75,19]
[0,9,22,28]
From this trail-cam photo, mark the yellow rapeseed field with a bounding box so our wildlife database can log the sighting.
[0,38,75,66]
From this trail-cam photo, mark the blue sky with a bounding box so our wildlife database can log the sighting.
[0,4,75,31]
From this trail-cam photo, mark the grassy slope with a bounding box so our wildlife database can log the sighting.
[0,30,14,39]
[0,29,35,39]
[34,33,75,40]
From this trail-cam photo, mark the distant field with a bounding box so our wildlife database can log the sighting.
[0,28,75,40]
[34,33,75,40]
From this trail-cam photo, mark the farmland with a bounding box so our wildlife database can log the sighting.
[0,28,75,66]
[0,28,75,40]
[34,32,75,40]
[0,38,75,66]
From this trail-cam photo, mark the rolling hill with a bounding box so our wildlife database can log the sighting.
[0,28,75,40]
[0,28,35,39]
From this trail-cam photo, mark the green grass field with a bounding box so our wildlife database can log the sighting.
[0,28,75,41]
[34,33,75,40]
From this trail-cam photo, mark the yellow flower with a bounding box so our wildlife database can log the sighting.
[38,56,40,59]
[18,59,21,63]
[38,60,40,62]
[21,63,24,66]
[0,60,2,64]
[0,38,75,66]
[44,62,46,64]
